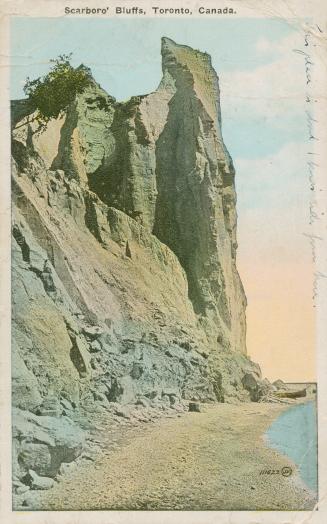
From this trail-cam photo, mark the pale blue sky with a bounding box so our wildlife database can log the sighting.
[11,17,306,159]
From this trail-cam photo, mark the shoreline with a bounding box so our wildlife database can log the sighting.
[263,398,318,497]
[15,401,317,511]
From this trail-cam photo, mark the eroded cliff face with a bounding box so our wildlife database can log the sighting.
[11,38,264,486]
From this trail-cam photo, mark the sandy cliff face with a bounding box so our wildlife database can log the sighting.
[11,38,263,483]
[51,37,247,354]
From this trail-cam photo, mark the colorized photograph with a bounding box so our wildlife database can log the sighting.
[10,15,317,511]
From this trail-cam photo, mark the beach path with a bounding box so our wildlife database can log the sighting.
[38,402,316,511]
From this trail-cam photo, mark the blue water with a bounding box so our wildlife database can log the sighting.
[266,401,318,493]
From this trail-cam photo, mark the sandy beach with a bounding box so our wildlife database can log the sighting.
[16,401,317,512]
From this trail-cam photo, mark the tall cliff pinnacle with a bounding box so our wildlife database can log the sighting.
[160,37,223,131]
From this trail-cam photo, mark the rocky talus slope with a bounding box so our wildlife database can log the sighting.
[11,38,266,493]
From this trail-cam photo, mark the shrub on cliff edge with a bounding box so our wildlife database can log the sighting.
[23,54,91,130]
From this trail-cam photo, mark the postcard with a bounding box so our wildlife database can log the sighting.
[0,1,327,523]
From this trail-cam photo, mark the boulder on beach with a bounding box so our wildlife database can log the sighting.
[12,408,85,480]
